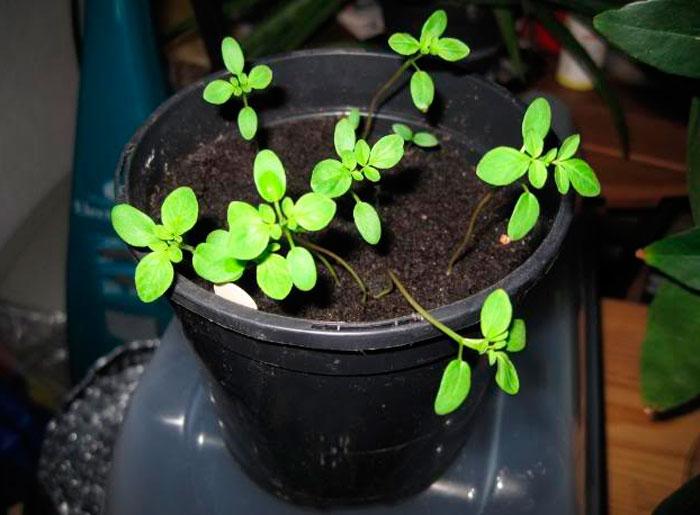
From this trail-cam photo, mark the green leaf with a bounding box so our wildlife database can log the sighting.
[507,191,540,241]
[413,132,439,148]
[641,279,700,412]
[543,148,558,164]
[388,33,420,55]
[353,201,381,245]
[351,170,364,181]
[111,204,159,247]
[256,253,293,300]
[594,0,700,79]
[167,245,183,263]
[420,9,448,44]
[523,130,544,158]
[258,204,276,224]
[287,246,317,291]
[689,97,700,224]
[161,186,198,236]
[334,118,356,157]
[506,319,526,352]
[134,251,174,303]
[369,134,404,169]
[221,36,244,75]
[193,230,245,284]
[203,80,234,105]
[641,227,700,290]
[354,139,370,166]
[522,97,551,143]
[310,159,352,198]
[340,150,356,171]
[435,37,470,61]
[528,160,547,189]
[362,166,381,182]
[238,106,258,141]
[293,192,336,231]
[495,353,520,394]
[253,149,286,202]
[348,108,360,130]
[554,164,571,194]
[410,71,434,113]
[227,201,270,260]
[559,159,601,197]
[480,289,513,340]
[392,123,413,141]
[476,147,530,186]
[558,134,581,160]
[247,64,272,89]
[434,359,471,416]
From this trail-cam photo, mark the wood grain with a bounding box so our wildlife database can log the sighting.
[602,298,700,515]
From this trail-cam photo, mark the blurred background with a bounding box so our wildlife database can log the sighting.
[0,0,698,514]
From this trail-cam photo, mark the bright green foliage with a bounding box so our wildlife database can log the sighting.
[192,230,245,284]
[287,246,317,291]
[640,226,700,290]
[111,186,199,302]
[311,116,405,244]
[257,253,293,300]
[476,97,600,240]
[387,10,470,114]
[392,123,439,148]
[434,359,471,415]
[202,37,273,140]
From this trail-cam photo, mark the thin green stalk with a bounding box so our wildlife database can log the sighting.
[446,191,494,275]
[180,244,195,253]
[296,237,368,302]
[311,249,340,285]
[362,55,421,140]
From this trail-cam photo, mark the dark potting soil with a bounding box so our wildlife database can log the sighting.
[148,116,552,322]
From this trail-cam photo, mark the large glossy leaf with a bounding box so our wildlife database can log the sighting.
[641,280,700,412]
[641,227,700,290]
[594,0,700,79]
[434,359,471,415]
[533,3,629,156]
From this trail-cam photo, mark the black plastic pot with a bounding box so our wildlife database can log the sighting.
[116,50,573,506]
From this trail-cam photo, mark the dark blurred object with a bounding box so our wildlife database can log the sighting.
[653,475,700,515]
[190,0,226,69]
[36,340,157,515]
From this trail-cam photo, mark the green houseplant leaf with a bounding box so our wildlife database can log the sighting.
[256,253,293,300]
[558,134,581,161]
[594,0,700,79]
[192,230,245,284]
[369,134,404,169]
[641,279,700,412]
[134,250,174,303]
[480,289,513,340]
[392,123,413,141]
[311,159,352,198]
[434,359,471,415]
[203,80,235,104]
[254,149,286,202]
[528,159,547,188]
[111,204,159,247]
[435,38,470,61]
[388,33,420,55]
[558,159,601,196]
[227,201,270,260]
[247,64,272,89]
[554,164,571,194]
[495,352,520,394]
[506,319,526,352]
[221,36,244,75]
[476,147,530,186]
[161,186,198,236]
[354,140,370,166]
[353,201,381,245]
[522,97,551,142]
[640,226,700,290]
[293,193,337,231]
[287,246,317,291]
[413,132,439,148]
[334,118,356,157]
[507,191,540,241]
[238,106,258,140]
[420,9,447,43]
[410,71,434,113]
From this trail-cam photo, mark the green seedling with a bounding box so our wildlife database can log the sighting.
[311,114,405,245]
[361,10,470,139]
[194,149,338,300]
[389,270,525,415]
[392,123,439,148]
[111,187,198,302]
[447,97,601,274]
[202,37,273,141]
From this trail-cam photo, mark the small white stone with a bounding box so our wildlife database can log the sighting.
[213,283,258,310]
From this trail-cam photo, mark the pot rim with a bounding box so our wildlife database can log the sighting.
[117,48,573,352]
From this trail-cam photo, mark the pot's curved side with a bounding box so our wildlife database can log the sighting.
[116,49,573,506]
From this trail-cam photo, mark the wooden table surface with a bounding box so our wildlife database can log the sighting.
[602,298,700,515]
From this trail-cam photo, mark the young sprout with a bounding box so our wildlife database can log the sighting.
[311,114,405,245]
[202,37,273,140]
[361,10,470,139]
[194,149,338,300]
[389,270,525,415]
[111,187,198,302]
[392,123,439,149]
[448,97,601,274]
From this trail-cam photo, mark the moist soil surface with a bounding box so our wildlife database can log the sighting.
[148,116,552,322]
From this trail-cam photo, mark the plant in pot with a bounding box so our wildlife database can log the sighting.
[110,10,599,507]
